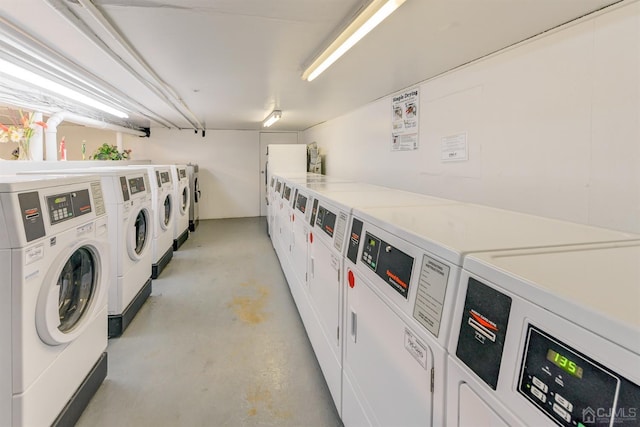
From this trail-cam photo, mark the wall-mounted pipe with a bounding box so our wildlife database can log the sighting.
[45,111,67,161]
[28,112,44,161]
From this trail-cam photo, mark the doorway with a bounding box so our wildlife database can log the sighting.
[259,132,299,216]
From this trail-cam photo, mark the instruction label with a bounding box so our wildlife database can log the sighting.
[391,87,419,151]
[441,132,468,161]
[333,211,348,253]
[413,254,450,337]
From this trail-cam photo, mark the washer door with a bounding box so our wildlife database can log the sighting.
[37,240,107,345]
[160,193,173,231]
[179,184,190,216]
[127,207,150,260]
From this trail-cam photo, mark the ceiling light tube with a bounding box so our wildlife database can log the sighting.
[0,58,129,118]
[302,0,406,82]
[263,110,282,128]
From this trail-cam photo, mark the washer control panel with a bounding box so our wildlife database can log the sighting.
[361,232,413,299]
[518,325,632,426]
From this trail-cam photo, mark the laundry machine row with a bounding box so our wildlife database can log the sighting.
[20,167,154,338]
[0,174,109,427]
[270,173,640,427]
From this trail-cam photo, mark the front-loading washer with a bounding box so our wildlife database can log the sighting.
[187,163,200,232]
[447,242,640,426]
[170,164,190,250]
[341,203,640,427]
[131,165,175,278]
[0,174,109,427]
[21,168,154,337]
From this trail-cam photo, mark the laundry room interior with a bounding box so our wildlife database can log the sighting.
[0,1,638,426]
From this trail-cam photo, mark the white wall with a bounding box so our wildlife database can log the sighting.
[301,1,640,234]
[126,128,261,219]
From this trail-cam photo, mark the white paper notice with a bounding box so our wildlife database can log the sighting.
[441,132,468,162]
[392,88,419,151]
[413,254,450,337]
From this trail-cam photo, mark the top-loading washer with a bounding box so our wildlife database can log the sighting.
[131,165,175,279]
[20,167,154,337]
[187,163,200,232]
[341,203,640,427]
[170,164,190,250]
[447,241,640,427]
[0,174,109,427]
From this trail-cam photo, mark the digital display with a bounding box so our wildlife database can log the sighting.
[128,177,146,194]
[369,238,376,246]
[547,349,583,378]
[179,169,186,179]
[54,196,67,204]
[160,171,171,184]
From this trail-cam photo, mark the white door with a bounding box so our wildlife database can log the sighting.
[259,132,298,216]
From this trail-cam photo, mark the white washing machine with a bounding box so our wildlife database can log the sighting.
[0,174,109,427]
[187,163,200,232]
[21,168,154,337]
[447,242,640,426]
[132,165,175,279]
[170,164,190,250]
[341,203,640,427]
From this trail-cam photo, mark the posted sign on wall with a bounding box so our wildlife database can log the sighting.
[391,88,419,151]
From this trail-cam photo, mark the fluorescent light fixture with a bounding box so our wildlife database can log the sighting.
[0,58,129,118]
[302,0,406,82]
[263,110,282,128]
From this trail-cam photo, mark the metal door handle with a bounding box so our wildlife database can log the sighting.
[310,257,315,277]
[350,309,357,343]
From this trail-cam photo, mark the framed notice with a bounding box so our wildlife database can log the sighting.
[392,87,419,151]
[441,132,468,162]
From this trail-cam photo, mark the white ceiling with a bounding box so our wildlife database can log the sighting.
[0,0,623,132]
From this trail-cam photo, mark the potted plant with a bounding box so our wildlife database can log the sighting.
[91,143,132,160]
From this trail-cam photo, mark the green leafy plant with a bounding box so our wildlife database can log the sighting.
[91,143,132,160]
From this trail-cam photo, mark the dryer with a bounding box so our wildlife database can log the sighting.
[132,165,174,279]
[0,174,109,427]
[447,242,640,426]
[187,164,200,232]
[170,164,190,250]
[21,168,154,337]
[342,203,640,427]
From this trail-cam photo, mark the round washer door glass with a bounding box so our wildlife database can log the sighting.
[163,194,172,226]
[134,210,149,254]
[57,247,96,332]
[182,187,188,211]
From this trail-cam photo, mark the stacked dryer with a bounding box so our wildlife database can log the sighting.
[133,165,175,278]
[21,168,154,337]
[170,164,190,250]
[0,174,109,426]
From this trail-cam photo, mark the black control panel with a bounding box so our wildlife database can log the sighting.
[179,168,186,179]
[128,176,146,195]
[456,278,512,390]
[518,325,636,426]
[160,171,171,184]
[46,189,92,225]
[275,181,282,193]
[295,192,307,214]
[270,177,275,188]
[155,171,162,188]
[283,185,292,201]
[18,192,45,242]
[309,198,319,226]
[119,176,130,201]
[361,232,414,299]
[315,205,336,238]
[346,218,363,264]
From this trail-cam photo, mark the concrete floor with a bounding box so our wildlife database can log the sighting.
[77,217,343,427]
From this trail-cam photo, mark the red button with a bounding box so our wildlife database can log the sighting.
[310,232,314,243]
[348,270,355,288]
[292,214,295,222]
